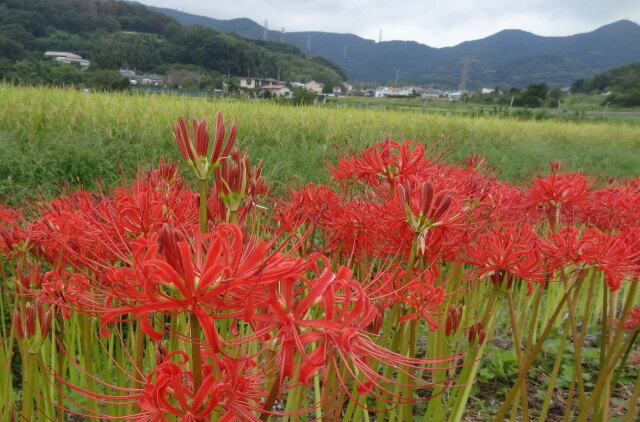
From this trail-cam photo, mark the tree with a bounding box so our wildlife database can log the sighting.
[548,88,563,107]
[291,87,317,105]
[0,36,25,61]
[86,69,129,91]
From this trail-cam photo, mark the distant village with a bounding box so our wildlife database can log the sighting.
[44,50,511,100]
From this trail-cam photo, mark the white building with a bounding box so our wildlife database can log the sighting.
[44,51,90,69]
[375,86,392,97]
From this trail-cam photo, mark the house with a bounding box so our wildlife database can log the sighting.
[394,86,418,97]
[262,85,292,98]
[138,74,164,86]
[375,86,392,97]
[240,77,283,89]
[421,88,444,98]
[44,51,91,69]
[481,88,495,94]
[119,69,136,79]
[305,80,324,94]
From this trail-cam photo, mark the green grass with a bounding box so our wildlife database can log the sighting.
[1,85,639,203]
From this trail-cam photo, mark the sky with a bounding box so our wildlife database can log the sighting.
[138,0,640,48]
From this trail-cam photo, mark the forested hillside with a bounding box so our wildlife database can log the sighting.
[571,61,640,106]
[0,0,345,88]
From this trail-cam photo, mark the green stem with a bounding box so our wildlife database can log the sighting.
[597,284,609,421]
[198,178,208,233]
[561,372,577,422]
[564,280,586,407]
[611,331,638,391]
[21,346,35,421]
[56,315,65,422]
[314,372,323,421]
[445,285,500,422]
[507,290,530,421]
[190,313,203,393]
[81,314,98,420]
[623,366,640,422]
[539,319,570,422]
[493,273,579,422]
[575,329,637,422]
[525,284,543,352]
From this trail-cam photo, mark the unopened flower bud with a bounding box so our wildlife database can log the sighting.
[40,308,52,338]
[13,310,24,339]
[25,303,36,339]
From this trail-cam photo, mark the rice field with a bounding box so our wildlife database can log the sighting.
[1,85,639,203]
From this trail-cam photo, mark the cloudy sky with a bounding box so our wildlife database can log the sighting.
[138,0,640,47]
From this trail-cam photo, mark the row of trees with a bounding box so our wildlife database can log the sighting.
[472,83,564,108]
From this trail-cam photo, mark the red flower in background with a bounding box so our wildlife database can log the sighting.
[328,138,437,188]
[526,171,592,226]
[466,223,544,293]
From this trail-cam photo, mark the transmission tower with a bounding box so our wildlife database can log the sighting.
[459,56,474,91]
[378,28,383,43]
[280,27,285,43]
[307,35,311,50]
[263,19,268,41]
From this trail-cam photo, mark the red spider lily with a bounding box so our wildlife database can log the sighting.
[35,268,92,320]
[328,138,437,188]
[584,184,640,231]
[465,223,545,294]
[577,230,637,291]
[0,203,24,254]
[622,306,640,331]
[526,171,592,227]
[30,175,200,271]
[482,181,533,225]
[539,227,637,291]
[396,269,446,330]
[380,179,471,259]
[53,349,275,422]
[248,265,461,405]
[174,113,237,179]
[136,352,271,421]
[98,223,307,352]
[362,265,447,331]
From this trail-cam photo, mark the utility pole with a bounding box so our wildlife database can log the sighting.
[395,69,399,85]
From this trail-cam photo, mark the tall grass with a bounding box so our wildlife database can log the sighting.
[1,85,639,202]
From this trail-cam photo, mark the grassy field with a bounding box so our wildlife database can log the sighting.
[1,85,639,202]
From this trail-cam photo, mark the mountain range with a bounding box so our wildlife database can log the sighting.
[148,6,640,89]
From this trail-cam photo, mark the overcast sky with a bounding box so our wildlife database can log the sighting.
[138,0,640,47]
